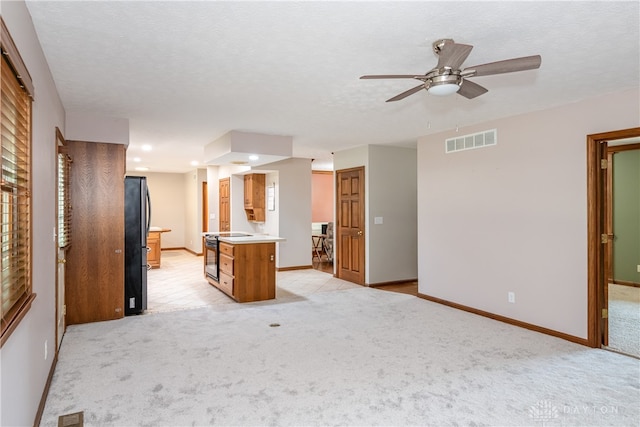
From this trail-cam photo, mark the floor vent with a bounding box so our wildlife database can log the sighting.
[445,129,497,153]
[58,411,84,427]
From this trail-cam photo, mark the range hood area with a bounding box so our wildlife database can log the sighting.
[204,130,293,167]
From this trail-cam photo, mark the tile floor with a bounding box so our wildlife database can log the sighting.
[147,250,361,313]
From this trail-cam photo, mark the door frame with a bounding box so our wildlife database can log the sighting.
[586,127,640,348]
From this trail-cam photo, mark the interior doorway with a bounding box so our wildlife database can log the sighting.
[586,127,640,356]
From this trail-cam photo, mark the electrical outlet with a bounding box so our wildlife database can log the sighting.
[44,340,48,360]
[508,292,515,304]
[637,265,640,273]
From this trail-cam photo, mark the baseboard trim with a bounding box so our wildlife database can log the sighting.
[369,278,418,288]
[277,265,313,272]
[163,247,202,256]
[610,280,640,288]
[417,292,590,347]
[33,349,59,427]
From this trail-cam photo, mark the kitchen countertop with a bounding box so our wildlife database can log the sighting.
[203,232,285,244]
[149,227,171,233]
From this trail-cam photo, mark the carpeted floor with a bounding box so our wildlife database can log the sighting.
[41,286,639,426]
[607,283,640,358]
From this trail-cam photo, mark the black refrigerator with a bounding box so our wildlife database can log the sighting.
[124,176,151,315]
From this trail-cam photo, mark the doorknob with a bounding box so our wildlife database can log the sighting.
[357,230,363,236]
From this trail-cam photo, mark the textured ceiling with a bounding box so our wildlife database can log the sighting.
[24,1,640,173]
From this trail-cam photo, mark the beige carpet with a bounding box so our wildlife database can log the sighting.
[607,283,640,358]
[41,284,639,426]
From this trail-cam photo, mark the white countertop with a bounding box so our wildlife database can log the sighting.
[203,232,285,244]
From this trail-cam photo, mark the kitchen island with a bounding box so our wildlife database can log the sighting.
[203,233,285,303]
[148,227,171,268]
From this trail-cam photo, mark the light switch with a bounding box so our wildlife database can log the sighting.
[210,213,216,220]
[374,216,383,225]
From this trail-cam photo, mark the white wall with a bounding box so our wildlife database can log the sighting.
[333,144,418,284]
[259,158,312,268]
[206,166,220,233]
[417,88,640,340]
[368,145,417,284]
[1,2,66,425]
[66,112,129,145]
[127,169,206,252]
[183,169,207,254]
[263,172,279,238]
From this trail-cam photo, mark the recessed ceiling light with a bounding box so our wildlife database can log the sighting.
[135,167,149,171]
[249,155,259,161]
[133,157,141,162]
[190,160,199,166]
[141,144,152,151]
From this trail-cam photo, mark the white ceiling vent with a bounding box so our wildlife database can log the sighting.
[445,129,497,154]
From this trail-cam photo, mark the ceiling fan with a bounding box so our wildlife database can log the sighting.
[360,38,541,102]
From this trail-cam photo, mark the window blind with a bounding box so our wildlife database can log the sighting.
[1,18,35,346]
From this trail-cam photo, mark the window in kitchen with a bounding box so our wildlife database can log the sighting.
[1,18,35,347]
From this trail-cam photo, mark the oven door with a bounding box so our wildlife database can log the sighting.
[204,237,219,282]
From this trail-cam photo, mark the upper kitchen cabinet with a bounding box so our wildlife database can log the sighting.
[65,140,125,325]
[244,173,265,222]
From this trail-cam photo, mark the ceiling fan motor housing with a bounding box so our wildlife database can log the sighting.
[432,38,455,55]
[426,69,461,90]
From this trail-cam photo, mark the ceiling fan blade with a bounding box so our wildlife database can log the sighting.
[457,79,488,99]
[360,74,425,80]
[436,43,473,70]
[463,55,542,77]
[386,84,425,102]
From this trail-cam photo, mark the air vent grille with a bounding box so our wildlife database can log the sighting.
[445,129,497,153]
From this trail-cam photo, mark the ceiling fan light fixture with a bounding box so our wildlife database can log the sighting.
[427,74,462,96]
[427,82,460,96]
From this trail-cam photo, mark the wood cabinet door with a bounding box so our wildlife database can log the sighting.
[244,175,252,208]
[243,174,266,209]
[219,178,230,231]
[66,140,125,324]
[147,232,161,268]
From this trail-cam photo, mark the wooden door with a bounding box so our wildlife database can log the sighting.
[219,178,230,232]
[336,167,365,285]
[202,181,209,232]
[65,140,125,324]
